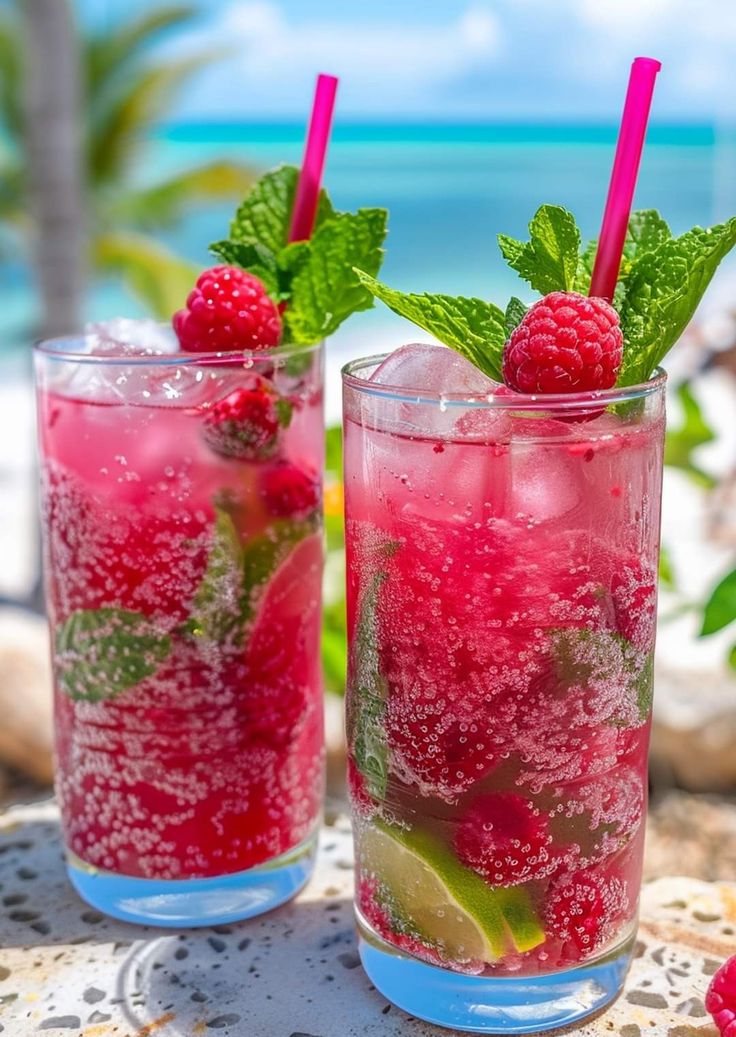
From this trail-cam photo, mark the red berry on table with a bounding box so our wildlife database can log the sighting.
[202,374,292,461]
[455,793,563,886]
[707,955,736,1037]
[545,867,629,962]
[261,461,320,518]
[173,265,282,352]
[503,291,623,394]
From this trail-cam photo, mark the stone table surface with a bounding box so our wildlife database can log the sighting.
[0,802,734,1037]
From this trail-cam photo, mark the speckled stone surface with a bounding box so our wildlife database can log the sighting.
[0,802,733,1037]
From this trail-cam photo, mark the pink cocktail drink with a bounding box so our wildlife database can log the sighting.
[36,329,324,925]
[343,349,665,1027]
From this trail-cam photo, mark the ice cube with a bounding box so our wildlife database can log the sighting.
[370,343,499,396]
[86,318,179,356]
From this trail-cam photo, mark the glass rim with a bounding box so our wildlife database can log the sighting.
[33,329,323,367]
[342,349,667,411]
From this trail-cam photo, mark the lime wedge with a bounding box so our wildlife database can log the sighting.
[359,822,545,962]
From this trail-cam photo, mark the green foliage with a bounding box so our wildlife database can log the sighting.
[212,165,388,345]
[658,544,676,591]
[663,381,716,489]
[498,205,581,294]
[56,608,171,702]
[700,568,736,637]
[355,271,506,381]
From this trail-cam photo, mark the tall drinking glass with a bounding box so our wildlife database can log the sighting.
[35,328,324,926]
[343,353,665,1033]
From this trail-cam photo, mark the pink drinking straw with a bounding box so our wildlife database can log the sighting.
[288,73,339,243]
[589,57,661,301]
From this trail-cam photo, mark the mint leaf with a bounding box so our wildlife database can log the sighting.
[186,506,244,643]
[700,568,736,637]
[209,239,280,298]
[347,571,390,799]
[499,205,581,295]
[664,381,716,489]
[552,628,653,723]
[623,209,671,261]
[209,165,387,346]
[56,609,171,702]
[575,211,671,297]
[504,296,527,338]
[356,271,506,381]
[658,544,676,591]
[284,209,387,343]
[241,514,319,623]
[619,217,736,385]
[228,165,334,253]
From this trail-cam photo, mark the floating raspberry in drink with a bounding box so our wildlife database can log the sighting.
[455,793,565,887]
[261,461,320,518]
[706,955,736,1037]
[173,265,282,353]
[502,291,623,394]
[202,374,293,461]
[545,866,629,961]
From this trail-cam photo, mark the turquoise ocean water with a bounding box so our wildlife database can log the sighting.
[3,121,736,359]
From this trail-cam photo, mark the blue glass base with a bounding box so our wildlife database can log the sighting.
[357,913,634,1034]
[66,831,318,927]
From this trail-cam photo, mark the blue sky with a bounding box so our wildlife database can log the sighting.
[78,0,736,122]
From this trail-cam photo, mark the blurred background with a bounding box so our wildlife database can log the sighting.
[0,0,735,872]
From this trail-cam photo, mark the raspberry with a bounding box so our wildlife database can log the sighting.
[202,375,292,461]
[455,793,565,886]
[261,461,320,518]
[544,866,629,962]
[173,265,282,353]
[503,291,623,394]
[706,956,736,1037]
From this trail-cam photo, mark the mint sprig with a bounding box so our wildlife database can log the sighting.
[618,216,736,384]
[56,608,171,702]
[211,164,387,345]
[358,202,736,387]
[186,501,319,644]
[347,565,394,800]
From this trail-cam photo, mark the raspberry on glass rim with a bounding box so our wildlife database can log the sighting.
[173,265,282,353]
[502,291,623,394]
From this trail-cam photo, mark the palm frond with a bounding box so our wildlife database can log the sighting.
[88,52,220,188]
[0,10,23,139]
[106,161,256,231]
[93,230,199,319]
[85,5,197,98]
[0,158,24,222]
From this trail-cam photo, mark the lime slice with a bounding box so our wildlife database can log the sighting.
[359,822,545,962]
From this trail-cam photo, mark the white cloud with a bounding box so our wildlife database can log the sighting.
[195,2,501,110]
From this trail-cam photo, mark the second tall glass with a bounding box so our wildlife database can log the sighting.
[343,354,665,1033]
[36,331,325,925]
